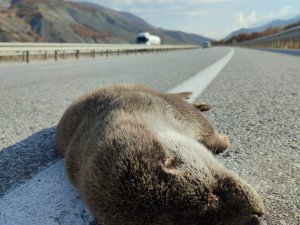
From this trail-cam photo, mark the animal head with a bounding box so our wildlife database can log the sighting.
[84,130,265,225]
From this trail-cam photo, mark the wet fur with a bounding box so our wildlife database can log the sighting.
[56,83,265,225]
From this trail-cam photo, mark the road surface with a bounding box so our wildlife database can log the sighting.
[0,47,299,225]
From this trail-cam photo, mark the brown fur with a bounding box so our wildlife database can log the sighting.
[56,83,265,225]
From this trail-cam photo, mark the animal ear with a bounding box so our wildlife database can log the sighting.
[169,92,193,100]
[162,155,183,175]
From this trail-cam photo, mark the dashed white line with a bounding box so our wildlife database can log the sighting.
[169,48,234,102]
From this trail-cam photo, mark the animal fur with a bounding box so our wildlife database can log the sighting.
[56,83,265,225]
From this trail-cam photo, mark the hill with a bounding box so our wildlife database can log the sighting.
[225,15,300,40]
[0,0,211,44]
[214,17,300,46]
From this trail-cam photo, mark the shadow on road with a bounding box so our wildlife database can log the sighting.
[0,127,61,197]
[0,127,99,225]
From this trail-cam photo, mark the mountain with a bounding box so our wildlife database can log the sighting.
[0,0,10,7]
[225,15,300,40]
[0,0,211,44]
[161,29,211,46]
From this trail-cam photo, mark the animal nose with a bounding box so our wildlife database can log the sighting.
[247,214,268,225]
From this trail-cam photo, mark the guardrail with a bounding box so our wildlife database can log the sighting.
[239,25,300,49]
[0,43,199,63]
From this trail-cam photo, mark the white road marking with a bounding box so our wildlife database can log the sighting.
[169,48,234,102]
[0,48,234,225]
[0,160,93,225]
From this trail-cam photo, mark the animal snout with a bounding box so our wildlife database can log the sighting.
[247,214,268,225]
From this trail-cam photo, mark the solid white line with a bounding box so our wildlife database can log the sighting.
[0,48,234,225]
[0,160,93,225]
[169,48,234,102]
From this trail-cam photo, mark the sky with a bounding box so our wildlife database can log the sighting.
[72,0,300,40]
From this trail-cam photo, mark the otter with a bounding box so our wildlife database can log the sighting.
[56,83,266,225]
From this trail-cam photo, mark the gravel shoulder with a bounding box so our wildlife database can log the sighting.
[199,47,300,225]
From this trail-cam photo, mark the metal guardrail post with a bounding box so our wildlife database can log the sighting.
[54,50,58,61]
[76,50,79,60]
[106,49,109,57]
[22,51,25,62]
[26,51,29,63]
[45,51,48,60]
[92,50,95,58]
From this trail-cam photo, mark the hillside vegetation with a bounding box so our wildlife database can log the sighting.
[216,19,300,45]
[0,0,211,44]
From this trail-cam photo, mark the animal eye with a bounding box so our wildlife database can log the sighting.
[211,193,220,202]
[212,189,225,200]
[164,155,183,169]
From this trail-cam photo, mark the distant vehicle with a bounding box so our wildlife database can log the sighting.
[136,32,161,45]
[202,41,211,48]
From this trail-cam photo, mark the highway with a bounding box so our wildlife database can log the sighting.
[0,47,299,225]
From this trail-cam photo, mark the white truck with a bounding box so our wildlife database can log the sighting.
[136,32,161,45]
[202,41,211,48]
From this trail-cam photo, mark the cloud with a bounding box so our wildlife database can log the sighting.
[128,6,209,16]
[97,0,234,5]
[184,9,210,16]
[258,6,292,24]
[128,5,180,14]
[234,11,257,27]
[186,0,234,4]
[279,5,292,17]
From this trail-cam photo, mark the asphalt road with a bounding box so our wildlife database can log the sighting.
[0,47,230,197]
[0,47,299,225]
[199,47,300,225]
[0,47,229,149]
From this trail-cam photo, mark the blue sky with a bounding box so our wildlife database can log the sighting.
[72,0,300,39]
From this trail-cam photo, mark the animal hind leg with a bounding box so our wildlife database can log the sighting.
[203,133,230,154]
[164,91,227,153]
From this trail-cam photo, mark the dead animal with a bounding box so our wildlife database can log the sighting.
[56,83,266,225]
